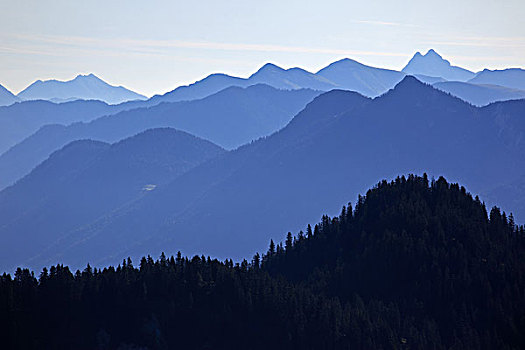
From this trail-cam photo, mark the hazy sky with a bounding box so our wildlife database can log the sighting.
[1,0,524,97]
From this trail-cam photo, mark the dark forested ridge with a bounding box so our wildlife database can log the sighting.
[1,175,524,349]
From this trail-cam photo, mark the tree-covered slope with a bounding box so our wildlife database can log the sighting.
[1,175,524,349]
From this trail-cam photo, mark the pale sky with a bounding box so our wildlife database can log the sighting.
[1,0,524,97]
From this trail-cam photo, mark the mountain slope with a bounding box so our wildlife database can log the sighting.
[316,58,405,97]
[433,81,525,106]
[0,128,224,272]
[402,49,475,81]
[28,76,525,270]
[17,74,146,104]
[0,85,319,190]
[468,68,525,90]
[0,99,143,155]
[0,84,20,106]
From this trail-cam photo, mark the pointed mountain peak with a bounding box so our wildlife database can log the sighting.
[253,63,285,75]
[425,49,441,58]
[75,73,102,81]
[394,75,428,89]
[248,63,288,81]
[317,58,366,73]
[402,50,475,81]
[408,49,447,64]
[381,75,469,107]
[380,75,436,99]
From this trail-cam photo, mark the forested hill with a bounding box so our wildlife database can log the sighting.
[1,175,524,349]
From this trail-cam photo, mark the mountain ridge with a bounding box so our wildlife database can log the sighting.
[17,74,147,104]
[0,84,320,190]
[468,68,525,90]
[0,84,20,106]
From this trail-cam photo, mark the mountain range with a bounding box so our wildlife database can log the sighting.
[1,76,524,272]
[4,50,525,109]
[143,50,525,106]
[4,49,525,111]
[0,85,319,190]
[1,49,523,188]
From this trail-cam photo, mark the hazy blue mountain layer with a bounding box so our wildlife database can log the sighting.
[17,74,146,104]
[0,128,224,272]
[433,81,525,106]
[0,85,319,190]
[0,84,20,107]
[2,77,524,272]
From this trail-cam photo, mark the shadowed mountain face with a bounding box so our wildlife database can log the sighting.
[0,84,319,190]
[0,84,20,107]
[0,128,224,272]
[17,74,147,104]
[402,49,475,81]
[2,77,524,272]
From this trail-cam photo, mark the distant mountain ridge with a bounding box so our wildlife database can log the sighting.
[0,84,320,190]
[146,64,337,105]
[7,49,524,109]
[0,84,20,106]
[0,99,140,155]
[146,50,525,106]
[433,81,525,106]
[145,54,439,104]
[468,68,525,90]
[17,74,147,104]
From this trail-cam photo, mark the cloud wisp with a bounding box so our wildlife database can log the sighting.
[352,20,419,28]
[0,33,410,59]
